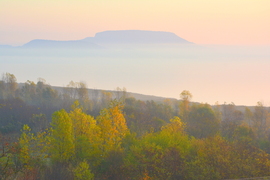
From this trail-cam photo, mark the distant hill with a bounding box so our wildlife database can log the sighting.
[1,30,193,50]
[83,30,193,44]
[50,85,176,103]
[16,82,176,102]
[17,83,252,111]
[22,39,102,49]
[0,45,13,48]
[47,85,252,112]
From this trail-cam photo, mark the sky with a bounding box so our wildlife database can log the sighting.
[1,0,270,46]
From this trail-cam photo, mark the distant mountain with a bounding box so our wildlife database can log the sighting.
[83,30,193,44]
[0,45,13,48]
[22,39,102,49]
[2,30,192,49]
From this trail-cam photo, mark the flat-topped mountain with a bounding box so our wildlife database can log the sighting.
[1,30,192,49]
[83,30,192,44]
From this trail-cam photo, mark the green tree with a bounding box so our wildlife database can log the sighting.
[187,135,270,179]
[125,116,191,179]
[50,109,75,163]
[187,104,220,138]
[232,124,255,144]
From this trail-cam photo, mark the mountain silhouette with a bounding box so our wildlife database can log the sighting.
[83,30,192,44]
[22,39,102,49]
[3,30,193,49]
[0,45,13,48]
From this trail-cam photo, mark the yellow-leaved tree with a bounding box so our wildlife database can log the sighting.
[18,125,32,169]
[69,101,101,162]
[97,100,129,154]
[18,124,50,179]
[73,160,94,180]
[50,109,75,163]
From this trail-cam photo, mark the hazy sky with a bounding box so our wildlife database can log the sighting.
[1,0,270,46]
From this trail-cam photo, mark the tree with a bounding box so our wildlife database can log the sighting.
[50,109,75,163]
[2,73,18,98]
[0,80,5,99]
[73,161,94,180]
[36,79,46,102]
[66,81,77,99]
[125,117,191,179]
[245,107,253,128]
[179,90,192,122]
[253,102,268,139]
[30,113,48,132]
[42,87,58,104]
[62,81,77,110]
[20,80,36,102]
[97,101,129,154]
[69,101,96,138]
[18,125,32,169]
[221,102,244,140]
[0,134,19,179]
[115,87,127,103]
[187,104,220,138]
[161,116,185,134]
[187,134,270,180]
[77,82,91,111]
[213,101,222,122]
[18,124,50,179]
[69,101,101,161]
[232,124,255,144]
[100,91,112,109]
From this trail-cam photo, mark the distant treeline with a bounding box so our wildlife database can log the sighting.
[1,72,270,179]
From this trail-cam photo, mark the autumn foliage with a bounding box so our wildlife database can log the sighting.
[1,74,270,179]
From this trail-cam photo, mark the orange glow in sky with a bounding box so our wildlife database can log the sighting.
[0,0,270,45]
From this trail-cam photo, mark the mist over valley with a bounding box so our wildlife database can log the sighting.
[1,30,270,106]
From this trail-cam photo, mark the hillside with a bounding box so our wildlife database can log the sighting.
[50,85,176,102]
